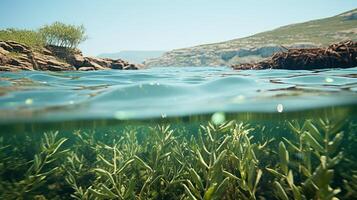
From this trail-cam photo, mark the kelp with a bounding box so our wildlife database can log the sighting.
[0,118,356,200]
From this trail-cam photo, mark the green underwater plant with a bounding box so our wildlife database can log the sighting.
[0,118,355,199]
[339,121,357,199]
[136,125,185,199]
[180,121,270,200]
[181,122,234,200]
[267,118,346,200]
[0,131,68,199]
[223,123,264,200]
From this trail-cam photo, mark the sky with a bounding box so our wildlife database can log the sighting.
[0,0,356,56]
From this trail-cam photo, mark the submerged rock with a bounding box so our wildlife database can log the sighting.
[0,41,141,72]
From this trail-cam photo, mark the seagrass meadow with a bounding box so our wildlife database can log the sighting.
[0,66,357,199]
[0,108,356,200]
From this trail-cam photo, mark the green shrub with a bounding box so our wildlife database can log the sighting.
[0,22,87,50]
[39,22,87,48]
[0,28,44,49]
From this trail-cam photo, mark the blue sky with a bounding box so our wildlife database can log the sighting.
[0,0,356,55]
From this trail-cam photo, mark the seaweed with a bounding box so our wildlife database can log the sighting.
[267,118,347,200]
[0,118,356,199]
[0,131,68,199]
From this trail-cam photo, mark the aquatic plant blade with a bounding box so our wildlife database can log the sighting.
[303,131,324,153]
[214,177,229,199]
[203,184,216,200]
[189,168,204,191]
[273,181,289,200]
[182,183,199,200]
[279,142,289,175]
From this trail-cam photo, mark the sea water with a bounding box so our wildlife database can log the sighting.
[0,67,356,199]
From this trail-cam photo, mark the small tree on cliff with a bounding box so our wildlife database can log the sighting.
[39,22,87,48]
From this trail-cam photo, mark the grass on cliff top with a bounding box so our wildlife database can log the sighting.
[198,8,357,49]
[250,10,357,45]
[0,29,45,49]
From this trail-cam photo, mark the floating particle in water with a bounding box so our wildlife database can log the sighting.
[114,111,131,120]
[232,95,245,103]
[325,77,334,83]
[277,104,284,113]
[211,112,225,125]
[148,82,160,86]
[25,98,33,105]
[69,100,74,105]
[161,113,167,118]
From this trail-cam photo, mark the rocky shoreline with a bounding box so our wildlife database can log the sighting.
[0,41,142,72]
[1,40,356,72]
[232,40,357,70]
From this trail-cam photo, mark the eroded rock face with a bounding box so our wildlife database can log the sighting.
[83,57,111,70]
[124,64,139,70]
[0,52,9,66]
[111,62,124,69]
[0,41,14,52]
[32,50,73,71]
[0,41,141,72]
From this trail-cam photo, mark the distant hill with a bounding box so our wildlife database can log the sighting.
[98,50,166,64]
[145,9,357,67]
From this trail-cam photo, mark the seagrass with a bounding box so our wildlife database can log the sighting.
[0,118,356,199]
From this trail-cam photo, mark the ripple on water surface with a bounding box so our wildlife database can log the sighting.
[0,67,356,123]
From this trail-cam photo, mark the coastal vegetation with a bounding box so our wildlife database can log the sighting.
[0,22,87,50]
[0,118,355,199]
[39,22,87,49]
[0,29,44,49]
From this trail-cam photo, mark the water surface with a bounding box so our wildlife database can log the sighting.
[1,66,357,199]
[0,67,356,124]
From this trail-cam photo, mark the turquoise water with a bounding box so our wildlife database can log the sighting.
[0,67,357,199]
[0,67,356,124]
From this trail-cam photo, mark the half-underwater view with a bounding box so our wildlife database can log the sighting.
[0,0,357,199]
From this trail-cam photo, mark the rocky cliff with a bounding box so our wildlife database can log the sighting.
[0,41,142,72]
[144,9,357,67]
